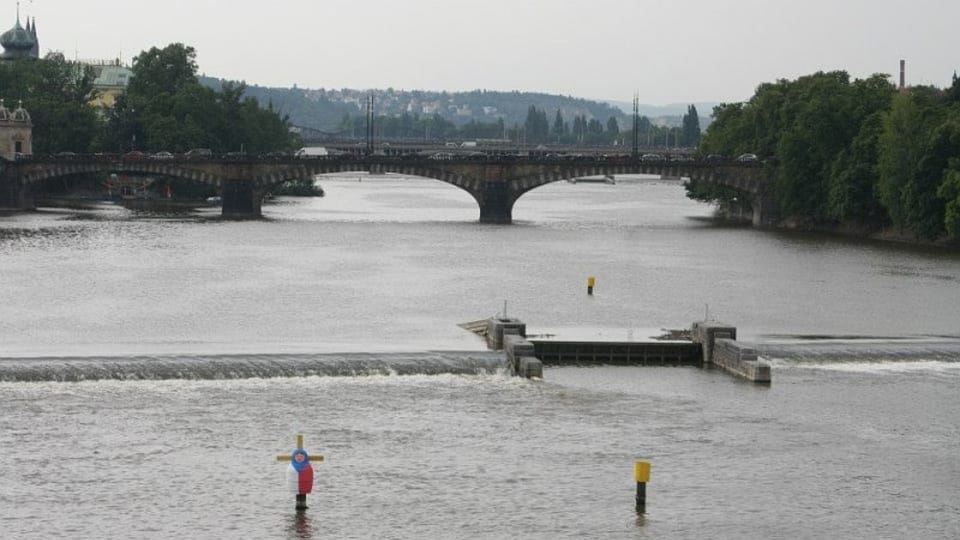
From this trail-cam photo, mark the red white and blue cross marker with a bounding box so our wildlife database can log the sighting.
[276,434,324,511]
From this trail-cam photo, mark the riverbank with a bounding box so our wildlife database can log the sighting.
[783,217,960,251]
[715,208,960,251]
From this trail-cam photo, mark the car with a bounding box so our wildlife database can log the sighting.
[705,154,725,162]
[55,151,78,158]
[640,153,664,162]
[123,151,146,160]
[150,151,174,160]
[184,148,212,158]
[736,153,759,163]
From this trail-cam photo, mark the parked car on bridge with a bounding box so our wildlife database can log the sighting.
[736,153,759,163]
[295,147,329,158]
[123,151,146,160]
[150,151,174,160]
[640,153,664,162]
[184,148,212,158]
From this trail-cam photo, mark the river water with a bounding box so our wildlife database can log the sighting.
[1,175,959,539]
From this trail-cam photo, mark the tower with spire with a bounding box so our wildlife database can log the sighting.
[26,15,37,57]
[1,2,39,60]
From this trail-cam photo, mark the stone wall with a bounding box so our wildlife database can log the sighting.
[712,338,771,383]
[692,321,771,383]
[503,333,542,379]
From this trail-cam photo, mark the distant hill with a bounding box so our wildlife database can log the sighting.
[201,77,661,133]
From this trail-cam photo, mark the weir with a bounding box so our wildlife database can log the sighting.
[0,352,509,382]
[487,318,772,383]
[0,322,773,383]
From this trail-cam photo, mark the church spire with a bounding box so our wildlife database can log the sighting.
[29,16,37,57]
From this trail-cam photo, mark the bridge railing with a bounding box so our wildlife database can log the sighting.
[6,151,767,168]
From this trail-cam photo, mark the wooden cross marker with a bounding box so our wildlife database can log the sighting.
[276,434,325,463]
[277,434,324,511]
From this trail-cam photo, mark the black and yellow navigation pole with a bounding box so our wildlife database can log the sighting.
[634,461,650,513]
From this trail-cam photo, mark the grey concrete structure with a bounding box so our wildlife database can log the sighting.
[503,333,542,379]
[485,317,527,350]
[484,317,771,383]
[691,321,771,383]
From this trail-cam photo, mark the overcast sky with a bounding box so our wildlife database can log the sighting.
[13,0,960,105]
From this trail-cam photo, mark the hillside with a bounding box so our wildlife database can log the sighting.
[200,78,638,133]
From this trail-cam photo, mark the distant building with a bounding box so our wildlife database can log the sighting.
[0,99,33,159]
[0,10,38,60]
[88,61,134,109]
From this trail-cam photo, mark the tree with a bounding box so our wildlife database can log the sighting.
[681,105,700,147]
[552,109,564,140]
[947,72,960,104]
[523,106,549,144]
[124,43,299,153]
[606,116,619,136]
[827,112,887,224]
[127,43,198,98]
[0,52,101,153]
[939,160,960,237]
[877,88,945,234]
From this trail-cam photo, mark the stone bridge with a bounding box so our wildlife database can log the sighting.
[0,155,776,225]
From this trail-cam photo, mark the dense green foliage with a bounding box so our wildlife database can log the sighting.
[0,52,100,153]
[0,44,298,156]
[105,44,299,154]
[695,70,960,240]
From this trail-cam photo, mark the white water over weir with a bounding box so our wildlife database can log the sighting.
[0,352,509,382]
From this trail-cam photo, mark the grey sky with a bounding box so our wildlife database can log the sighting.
[15,0,960,104]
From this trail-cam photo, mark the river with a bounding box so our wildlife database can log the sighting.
[1,175,959,539]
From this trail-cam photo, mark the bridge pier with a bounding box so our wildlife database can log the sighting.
[220,180,267,219]
[751,192,780,228]
[477,182,514,224]
[0,176,34,211]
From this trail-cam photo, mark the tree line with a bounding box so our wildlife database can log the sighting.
[0,43,300,156]
[693,70,960,241]
[337,104,701,147]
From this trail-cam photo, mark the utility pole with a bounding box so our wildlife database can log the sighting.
[632,93,640,159]
[365,92,375,155]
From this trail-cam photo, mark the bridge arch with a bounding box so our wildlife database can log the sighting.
[18,161,227,188]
